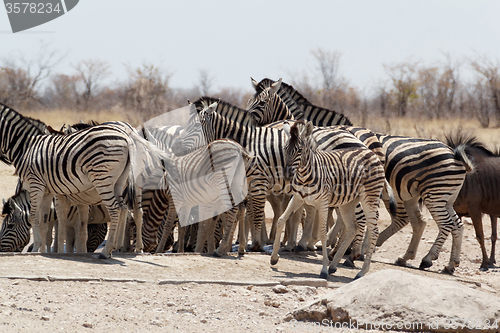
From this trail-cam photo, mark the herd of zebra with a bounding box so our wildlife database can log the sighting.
[0,77,498,279]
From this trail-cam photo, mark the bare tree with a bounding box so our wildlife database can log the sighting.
[471,54,500,126]
[384,61,419,117]
[73,59,111,110]
[122,63,173,120]
[197,69,214,96]
[311,48,341,91]
[0,42,64,109]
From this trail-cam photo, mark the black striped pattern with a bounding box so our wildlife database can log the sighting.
[0,103,139,258]
[271,121,386,279]
[249,78,352,126]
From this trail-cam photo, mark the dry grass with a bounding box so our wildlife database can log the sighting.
[18,108,500,150]
[21,107,143,130]
[364,116,500,149]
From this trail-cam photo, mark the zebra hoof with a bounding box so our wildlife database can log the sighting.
[479,267,488,272]
[319,270,328,280]
[419,260,433,270]
[342,258,356,268]
[270,256,279,265]
[353,273,363,280]
[294,245,307,253]
[98,253,110,260]
[395,258,407,267]
[328,266,337,274]
[441,266,455,275]
[213,251,223,258]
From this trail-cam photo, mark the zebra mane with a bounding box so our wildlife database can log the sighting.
[70,120,100,131]
[0,104,47,136]
[192,96,258,127]
[290,120,317,151]
[445,132,500,157]
[252,79,353,127]
[253,78,312,105]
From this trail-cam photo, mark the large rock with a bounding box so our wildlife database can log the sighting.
[286,269,500,332]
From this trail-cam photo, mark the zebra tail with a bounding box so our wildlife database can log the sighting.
[383,179,397,217]
[453,144,474,172]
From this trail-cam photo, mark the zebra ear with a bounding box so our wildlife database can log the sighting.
[303,121,314,138]
[270,78,282,95]
[9,197,21,212]
[283,121,291,138]
[207,102,218,114]
[251,77,258,89]
[187,99,192,105]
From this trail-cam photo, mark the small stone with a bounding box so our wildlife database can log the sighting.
[259,312,266,316]
[150,320,162,327]
[166,302,175,307]
[201,319,207,323]
[264,299,272,306]
[246,285,253,291]
[43,307,51,312]
[82,323,93,328]
[41,315,50,321]
[272,301,281,308]
[249,298,258,303]
[272,285,288,294]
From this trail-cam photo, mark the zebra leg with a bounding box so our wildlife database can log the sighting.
[178,226,186,253]
[236,203,247,255]
[283,209,302,251]
[266,194,282,244]
[490,215,497,267]
[376,200,408,246]
[306,207,322,251]
[395,197,426,266]
[328,200,358,276]
[248,193,266,252]
[328,209,345,260]
[38,194,54,253]
[420,192,463,273]
[157,203,177,253]
[297,205,316,251]
[442,202,464,274]
[195,218,211,253]
[75,205,89,253]
[270,195,304,265]
[355,200,380,279]
[54,196,71,253]
[133,195,144,253]
[214,206,239,256]
[207,216,220,253]
[315,204,331,279]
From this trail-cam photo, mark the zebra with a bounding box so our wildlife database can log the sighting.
[248,79,476,273]
[245,78,294,125]
[175,97,367,254]
[0,103,143,259]
[0,190,32,252]
[140,137,252,256]
[248,77,353,126]
[271,121,390,279]
[0,188,109,253]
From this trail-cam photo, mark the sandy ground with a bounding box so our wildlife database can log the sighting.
[1,163,500,332]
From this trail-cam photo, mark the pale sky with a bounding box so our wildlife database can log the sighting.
[1,1,500,94]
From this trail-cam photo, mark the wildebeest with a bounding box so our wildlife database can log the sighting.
[446,133,499,270]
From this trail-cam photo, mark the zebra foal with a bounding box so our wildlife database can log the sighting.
[271,121,390,279]
[0,104,141,258]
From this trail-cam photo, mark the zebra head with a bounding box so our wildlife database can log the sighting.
[246,78,290,125]
[283,120,315,181]
[172,101,214,155]
[0,191,31,252]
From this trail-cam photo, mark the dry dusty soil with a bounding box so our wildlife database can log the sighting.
[1,164,500,332]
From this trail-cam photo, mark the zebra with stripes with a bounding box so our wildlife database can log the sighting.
[139,138,252,256]
[0,188,109,253]
[175,97,367,254]
[249,77,353,126]
[248,78,475,273]
[0,103,142,259]
[271,121,391,279]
